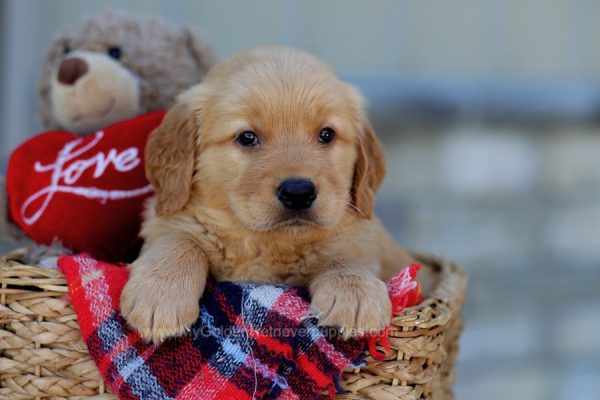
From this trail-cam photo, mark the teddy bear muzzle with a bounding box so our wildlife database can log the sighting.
[50,50,141,134]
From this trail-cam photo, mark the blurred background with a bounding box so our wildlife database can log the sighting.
[1,1,599,399]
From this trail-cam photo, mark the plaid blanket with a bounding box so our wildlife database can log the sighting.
[59,254,420,400]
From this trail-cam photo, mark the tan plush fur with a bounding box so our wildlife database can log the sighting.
[121,46,414,343]
[0,11,215,255]
[38,11,213,134]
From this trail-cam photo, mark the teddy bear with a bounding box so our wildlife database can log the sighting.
[1,11,214,262]
[39,10,213,134]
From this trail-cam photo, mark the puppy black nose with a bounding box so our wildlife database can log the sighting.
[57,57,88,85]
[277,179,317,211]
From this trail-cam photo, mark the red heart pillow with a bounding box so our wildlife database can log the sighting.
[7,111,165,262]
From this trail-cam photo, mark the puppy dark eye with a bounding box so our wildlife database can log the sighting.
[107,47,122,60]
[236,131,259,146]
[63,45,72,55]
[318,127,335,144]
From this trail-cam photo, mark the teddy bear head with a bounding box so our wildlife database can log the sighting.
[38,11,214,134]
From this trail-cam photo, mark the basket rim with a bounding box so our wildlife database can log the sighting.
[376,251,468,337]
[2,248,467,330]
[2,248,467,399]
[411,251,467,315]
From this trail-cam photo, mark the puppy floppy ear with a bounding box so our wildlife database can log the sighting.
[146,100,199,216]
[351,120,387,219]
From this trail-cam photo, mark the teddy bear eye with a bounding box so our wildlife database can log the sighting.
[107,47,122,60]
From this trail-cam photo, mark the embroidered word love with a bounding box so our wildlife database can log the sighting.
[21,131,152,225]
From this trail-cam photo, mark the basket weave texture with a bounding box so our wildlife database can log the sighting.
[0,249,466,400]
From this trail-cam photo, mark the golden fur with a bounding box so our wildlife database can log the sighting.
[121,46,414,342]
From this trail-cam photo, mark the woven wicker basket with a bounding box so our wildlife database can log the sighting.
[0,249,466,400]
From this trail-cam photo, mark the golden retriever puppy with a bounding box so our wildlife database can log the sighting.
[121,46,414,343]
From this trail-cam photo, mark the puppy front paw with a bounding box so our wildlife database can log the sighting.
[120,271,204,343]
[310,271,391,338]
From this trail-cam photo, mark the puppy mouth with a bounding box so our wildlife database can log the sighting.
[271,211,324,229]
[248,211,324,231]
[280,218,319,227]
[71,96,116,122]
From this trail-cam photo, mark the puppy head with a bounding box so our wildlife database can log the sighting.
[146,46,385,233]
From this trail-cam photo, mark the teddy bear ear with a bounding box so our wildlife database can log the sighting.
[38,36,68,130]
[182,27,215,76]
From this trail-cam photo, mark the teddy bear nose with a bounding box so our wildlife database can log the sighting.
[57,57,89,85]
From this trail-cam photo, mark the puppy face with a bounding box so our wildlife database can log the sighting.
[146,47,385,234]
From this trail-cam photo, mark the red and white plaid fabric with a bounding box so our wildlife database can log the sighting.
[59,254,420,400]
